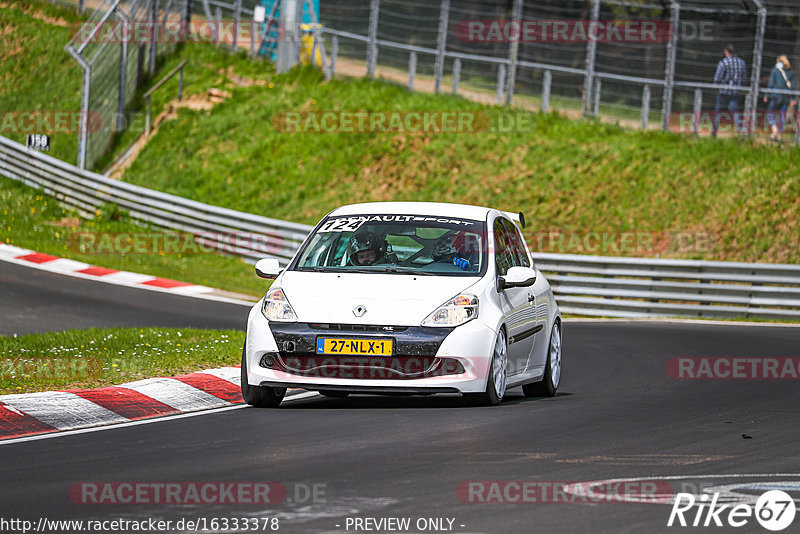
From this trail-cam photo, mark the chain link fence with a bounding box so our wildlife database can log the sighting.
[61,0,188,170]
[316,0,800,143]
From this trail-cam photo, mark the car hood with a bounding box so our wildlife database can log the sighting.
[277,271,480,326]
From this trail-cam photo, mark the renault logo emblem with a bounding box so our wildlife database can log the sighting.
[353,305,367,317]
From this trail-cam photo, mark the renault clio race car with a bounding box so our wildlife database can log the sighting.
[241,202,562,406]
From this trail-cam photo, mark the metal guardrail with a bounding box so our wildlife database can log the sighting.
[0,136,311,264]
[532,253,800,319]
[1,134,799,319]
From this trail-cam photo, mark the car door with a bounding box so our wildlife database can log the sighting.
[494,218,536,378]
[504,222,550,375]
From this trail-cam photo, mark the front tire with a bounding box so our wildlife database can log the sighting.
[241,344,286,407]
[523,321,561,398]
[465,328,507,406]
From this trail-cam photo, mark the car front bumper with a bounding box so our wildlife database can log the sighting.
[244,303,495,394]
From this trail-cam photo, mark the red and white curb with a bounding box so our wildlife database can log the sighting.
[0,243,255,305]
[0,366,244,440]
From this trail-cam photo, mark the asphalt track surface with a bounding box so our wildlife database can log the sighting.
[2,260,800,533]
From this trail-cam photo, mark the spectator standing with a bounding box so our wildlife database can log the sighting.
[712,44,748,137]
[763,55,796,141]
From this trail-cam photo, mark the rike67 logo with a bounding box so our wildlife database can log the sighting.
[668,490,796,531]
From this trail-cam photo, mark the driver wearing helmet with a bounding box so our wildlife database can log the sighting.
[433,232,474,271]
[347,231,387,266]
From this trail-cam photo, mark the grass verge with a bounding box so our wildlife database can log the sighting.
[0,327,244,394]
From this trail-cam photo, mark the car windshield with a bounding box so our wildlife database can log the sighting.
[293,214,487,276]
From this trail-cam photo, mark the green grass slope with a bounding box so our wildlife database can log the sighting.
[121,55,800,264]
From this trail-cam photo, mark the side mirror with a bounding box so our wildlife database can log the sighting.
[497,266,537,291]
[255,258,281,279]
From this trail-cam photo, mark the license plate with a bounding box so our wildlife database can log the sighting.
[316,337,394,356]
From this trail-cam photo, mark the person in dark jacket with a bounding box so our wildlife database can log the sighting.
[712,44,748,137]
[763,55,796,141]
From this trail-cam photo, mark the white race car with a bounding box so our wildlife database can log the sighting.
[242,202,561,406]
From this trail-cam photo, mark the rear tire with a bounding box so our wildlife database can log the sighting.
[523,322,561,398]
[464,329,507,406]
[241,344,286,408]
[319,390,350,398]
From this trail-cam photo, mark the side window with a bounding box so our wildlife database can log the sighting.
[494,219,515,276]
[501,219,531,268]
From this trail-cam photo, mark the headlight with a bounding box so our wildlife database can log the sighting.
[421,294,478,327]
[261,288,298,322]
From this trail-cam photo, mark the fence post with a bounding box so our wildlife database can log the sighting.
[692,88,702,134]
[78,64,91,169]
[748,1,767,136]
[497,64,506,104]
[582,0,600,116]
[452,58,461,94]
[505,0,523,105]
[117,15,128,132]
[183,0,191,40]
[433,0,450,93]
[542,70,551,112]
[366,0,380,78]
[215,6,222,45]
[593,78,601,117]
[408,52,417,90]
[145,95,152,136]
[233,0,242,51]
[147,0,158,74]
[178,65,185,101]
[79,0,85,14]
[641,84,650,129]
[149,0,159,74]
[661,0,680,131]
[331,35,338,74]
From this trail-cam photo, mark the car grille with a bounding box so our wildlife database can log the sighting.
[307,323,408,333]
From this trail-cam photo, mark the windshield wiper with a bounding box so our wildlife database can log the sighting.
[377,266,435,276]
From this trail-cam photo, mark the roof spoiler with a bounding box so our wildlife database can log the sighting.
[501,211,526,229]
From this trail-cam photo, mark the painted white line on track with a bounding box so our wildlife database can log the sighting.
[0,391,128,429]
[0,391,320,447]
[198,366,241,383]
[99,271,155,285]
[562,474,800,506]
[41,258,91,273]
[122,377,231,411]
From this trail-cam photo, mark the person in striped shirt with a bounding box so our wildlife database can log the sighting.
[712,44,748,137]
